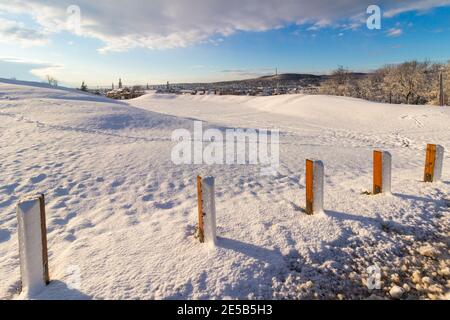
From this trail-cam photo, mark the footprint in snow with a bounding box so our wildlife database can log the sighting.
[0,229,11,243]
[153,200,175,209]
[30,173,47,183]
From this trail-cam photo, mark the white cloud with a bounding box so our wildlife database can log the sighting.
[0,18,48,46]
[0,56,64,82]
[221,68,275,77]
[307,19,333,31]
[0,0,448,52]
[0,56,62,75]
[387,28,403,37]
[383,0,450,17]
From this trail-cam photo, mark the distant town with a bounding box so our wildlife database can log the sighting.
[84,73,332,100]
[78,60,448,107]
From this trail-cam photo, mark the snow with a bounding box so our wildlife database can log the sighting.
[0,79,449,300]
[389,285,404,299]
[16,196,46,298]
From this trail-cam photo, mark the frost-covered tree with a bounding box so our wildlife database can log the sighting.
[321,60,446,106]
[443,62,450,105]
[320,66,352,96]
[422,63,443,105]
[392,61,429,104]
[375,65,398,103]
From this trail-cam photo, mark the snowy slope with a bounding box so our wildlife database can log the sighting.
[0,80,449,300]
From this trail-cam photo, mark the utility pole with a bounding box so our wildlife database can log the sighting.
[439,72,445,106]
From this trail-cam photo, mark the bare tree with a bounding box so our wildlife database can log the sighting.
[46,75,58,87]
[320,66,352,96]
[443,62,450,106]
[392,61,429,104]
[80,81,88,92]
[319,60,447,106]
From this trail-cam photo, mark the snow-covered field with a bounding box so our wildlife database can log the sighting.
[0,79,448,300]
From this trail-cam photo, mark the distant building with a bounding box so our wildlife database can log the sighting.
[106,87,144,100]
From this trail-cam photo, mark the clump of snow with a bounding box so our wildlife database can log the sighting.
[389,285,404,299]
[418,245,439,258]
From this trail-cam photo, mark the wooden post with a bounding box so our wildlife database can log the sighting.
[305,159,324,215]
[373,151,392,195]
[373,151,383,194]
[197,175,204,243]
[424,144,444,182]
[17,194,50,296]
[196,176,216,245]
[306,160,314,214]
[38,194,50,284]
[439,72,445,107]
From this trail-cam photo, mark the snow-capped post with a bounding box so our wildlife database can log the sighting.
[305,159,324,215]
[424,144,444,182]
[373,151,392,194]
[17,194,50,296]
[196,176,217,245]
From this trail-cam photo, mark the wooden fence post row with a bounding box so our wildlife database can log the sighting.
[424,144,444,182]
[17,194,50,296]
[305,159,324,215]
[373,150,392,195]
[197,176,217,245]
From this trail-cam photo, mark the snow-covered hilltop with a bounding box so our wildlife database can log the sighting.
[0,79,448,300]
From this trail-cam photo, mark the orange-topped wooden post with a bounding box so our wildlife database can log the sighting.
[373,150,392,195]
[197,175,205,243]
[196,176,217,245]
[305,160,314,215]
[373,151,383,194]
[424,144,444,182]
[305,159,324,215]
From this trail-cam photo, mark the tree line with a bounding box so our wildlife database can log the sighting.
[320,61,449,106]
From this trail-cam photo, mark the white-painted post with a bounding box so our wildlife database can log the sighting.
[197,176,217,245]
[17,194,49,296]
[306,160,324,214]
[434,145,444,182]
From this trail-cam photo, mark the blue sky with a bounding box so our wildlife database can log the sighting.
[0,0,449,87]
